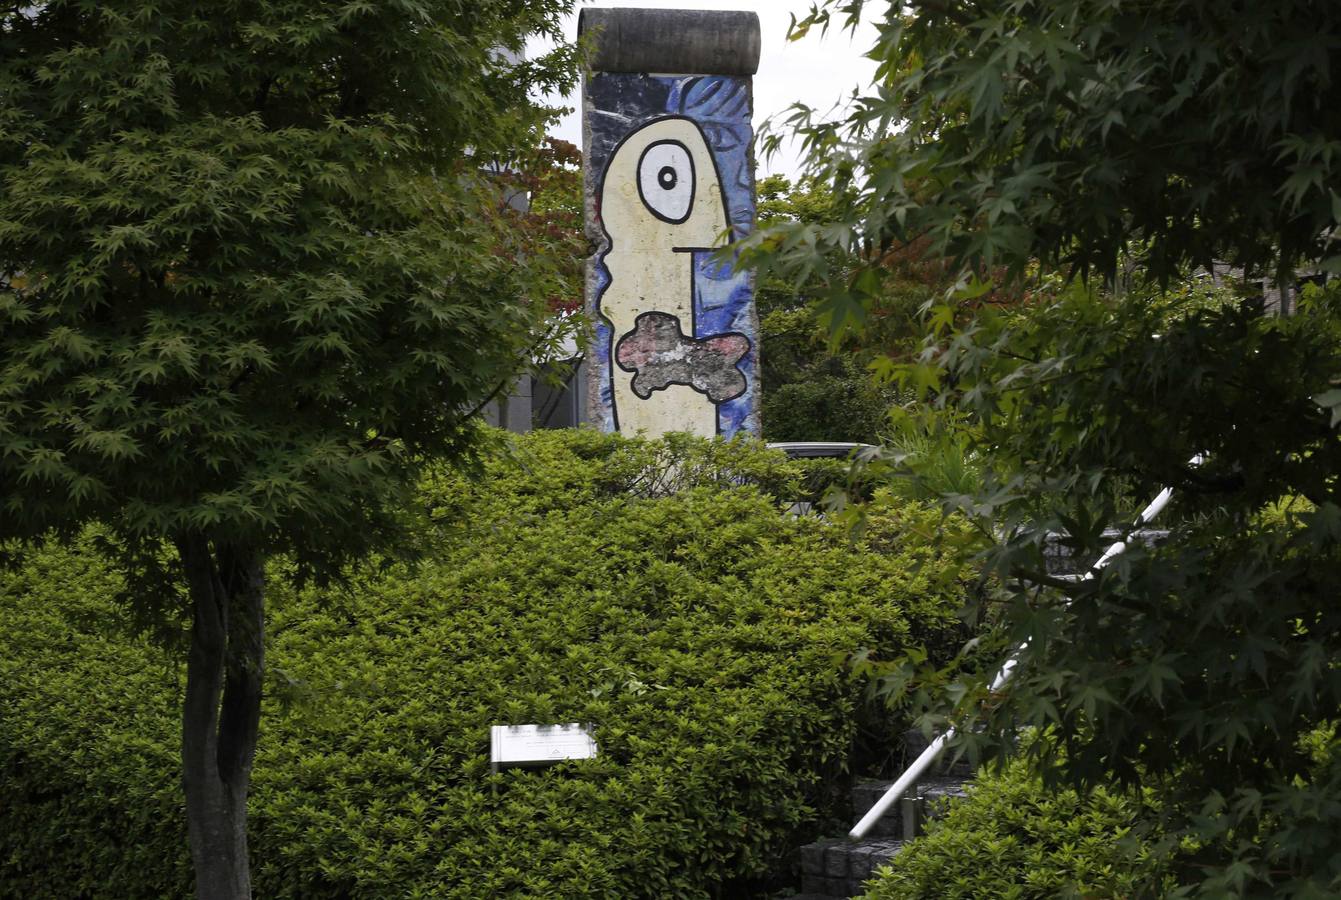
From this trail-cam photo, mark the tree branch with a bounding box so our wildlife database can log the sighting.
[461,319,567,424]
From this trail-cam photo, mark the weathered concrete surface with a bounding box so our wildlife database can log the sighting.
[582,11,761,439]
[579,8,761,76]
[592,114,737,436]
[615,311,749,403]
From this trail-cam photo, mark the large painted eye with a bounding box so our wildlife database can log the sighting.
[637,140,695,224]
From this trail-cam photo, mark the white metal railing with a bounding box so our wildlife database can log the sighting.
[849,457,1203,840]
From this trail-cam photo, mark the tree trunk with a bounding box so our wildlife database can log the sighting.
[177,535,265,900]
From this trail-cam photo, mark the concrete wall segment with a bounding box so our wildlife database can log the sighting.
[578,8,761,76]
[583,69,760,438]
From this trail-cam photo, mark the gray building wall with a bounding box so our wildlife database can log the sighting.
[482,359,588,433]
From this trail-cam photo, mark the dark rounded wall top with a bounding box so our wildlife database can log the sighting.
[578,8,761,76]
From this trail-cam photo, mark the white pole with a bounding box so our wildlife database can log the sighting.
[849,731,952,839]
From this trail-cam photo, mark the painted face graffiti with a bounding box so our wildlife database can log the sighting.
[595,115,753,437]
[637,140,696,224]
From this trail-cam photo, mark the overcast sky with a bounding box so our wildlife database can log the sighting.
[525,1,880,180]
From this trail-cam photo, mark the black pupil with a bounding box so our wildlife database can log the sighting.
[658,166,677,190]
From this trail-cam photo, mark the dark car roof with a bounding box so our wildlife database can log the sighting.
[765,441,875,459]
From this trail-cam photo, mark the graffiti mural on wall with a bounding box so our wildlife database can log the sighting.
[586,74,759,438]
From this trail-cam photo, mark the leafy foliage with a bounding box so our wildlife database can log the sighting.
[862,757,1175,900]
[762,365,892,444]
[926,285,1341,896]
[1,4,580,892]
[752,3,1341,894]
[755,177,897,442]
[748,0,1341,332]
[751,176,1027,445]
[507,136,586,316]
[874,409,984,504]
[0,430,968,899]
[0,0,577,569]
[846,284,1341,897]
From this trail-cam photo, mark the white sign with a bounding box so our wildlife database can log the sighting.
[490,723,598,773]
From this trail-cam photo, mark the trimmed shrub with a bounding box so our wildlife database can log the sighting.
[762,373,892,444]
[860,759,1175,900]
[0,430,964,899]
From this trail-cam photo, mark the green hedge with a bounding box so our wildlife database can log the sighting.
[0,429,964,899]
[861,758,1174,900]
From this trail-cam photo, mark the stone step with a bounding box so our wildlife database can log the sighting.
[918,775,970,814]
[849,773,971,840]
[798,837,905,898]
[785,736,974,898]
[850,771,972,836]
[849,779,905,838]
[896,775,970,840]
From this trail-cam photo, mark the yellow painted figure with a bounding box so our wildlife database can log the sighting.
[596,116,748,437]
